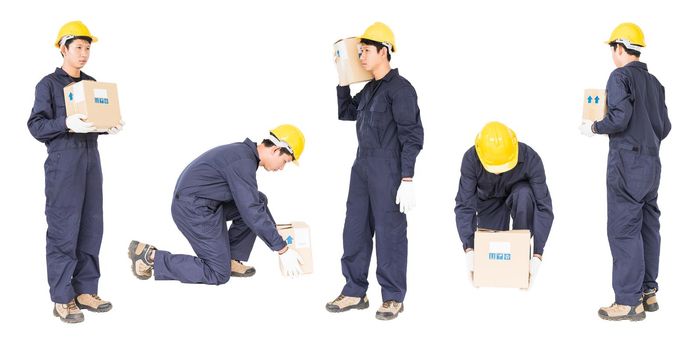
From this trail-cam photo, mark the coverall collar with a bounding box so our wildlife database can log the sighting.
[624,61,647,71]
[244,138,261,163]
[376,68,399,82]
[55,67,88,80]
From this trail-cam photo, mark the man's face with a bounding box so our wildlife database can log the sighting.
[359,44,384,71]
[62,39,91,69]
[263,148,293,172]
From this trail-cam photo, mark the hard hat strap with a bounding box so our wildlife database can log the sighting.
[613,38,643,52]
[269,132,295,159]
[59,35,75,47]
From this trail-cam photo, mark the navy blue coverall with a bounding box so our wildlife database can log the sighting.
[28,68,104,304]
[455,143,554,255]
[593,61,670,306]
[154,139,287,285]
[337,68,424,302]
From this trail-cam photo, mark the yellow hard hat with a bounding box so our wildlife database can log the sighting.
[605,22,645,50]
[270,124,305,163]
[474,122,518,174]
[360,22,396,52]
[55,21,98,48]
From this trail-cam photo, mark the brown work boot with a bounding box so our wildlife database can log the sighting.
[128,240,156,280]
[375,300,404,320]
[325,294,369,313]
[53,299,84,324]
[75,294,113,313]
[231,260,256,277]
[598,302,645,321]
[643,288,659,312]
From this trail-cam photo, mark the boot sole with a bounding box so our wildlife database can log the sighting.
[128,241,152,280]
[376,304,405,321]
[231,269,256,278]
[325,300,370,313]
[75,300,113,313]
[598,311,646,322]
[53,308,84,323]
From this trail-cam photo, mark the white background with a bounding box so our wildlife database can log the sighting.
[1,0,697,348]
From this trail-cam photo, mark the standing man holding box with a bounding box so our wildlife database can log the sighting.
[579,23,671,322]
[28,20,124,323]
[326,22,424,321]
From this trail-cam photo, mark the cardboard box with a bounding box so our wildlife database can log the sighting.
[277,222,313,275]
[582,88,607,122]
[334,37,373,86]
[64,81,121,131]
[473,229,531,289]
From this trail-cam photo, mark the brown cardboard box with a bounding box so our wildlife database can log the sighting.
[473,229,531,289]
[277,222,313,275]
[63,81,121,131]
[334,37,373,86]
[583,88,607,122]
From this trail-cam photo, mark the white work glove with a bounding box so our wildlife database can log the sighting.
[395,180,416,213]
[66,114,96,133]
[279,247,304,277]
[529,256,542,284]
[107,120,125,135]
[579,120,595,137]
[465,249,475,283]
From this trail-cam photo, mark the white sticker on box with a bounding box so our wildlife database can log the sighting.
[488,241,512,261]
[71,83,85,103]
[335,42,348,60]
[294,227,310,249]
[94,88,108,99]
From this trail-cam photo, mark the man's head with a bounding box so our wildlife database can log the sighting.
[606,22,644,68]
[359,22,395,72]
[258,124,306,171]
[61,36,92,69]
[474,121,519,175]
[259,139,294,172]
[55,21,98,70]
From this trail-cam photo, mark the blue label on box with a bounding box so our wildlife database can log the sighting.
[94,97,109,104]
[488,252,512,261]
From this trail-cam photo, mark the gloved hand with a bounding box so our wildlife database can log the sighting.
[107,120,125,135]
[279,247,304,277]
[395,180,416,213]
[465,249,475,282]
[465,249,474,272]
[529,255,542,283]
[66,114,96,133]
[579,120,595,137]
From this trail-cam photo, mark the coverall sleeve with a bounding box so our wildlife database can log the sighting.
[27,80,68,143]
[594,71,633,135]
[455,151,478,250]
[660,85,671,140]
[392,86,424,178]
[223,161,286,251]
[337,85,362,121]
[527,152,554,255]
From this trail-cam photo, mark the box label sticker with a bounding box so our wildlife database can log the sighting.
[335,41,348,60]
[488,241,511,261]
[72,83,85,103]
[294,227,311,249]
[93,89,109,104]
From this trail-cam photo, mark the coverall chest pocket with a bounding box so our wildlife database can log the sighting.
[368,101,391,128]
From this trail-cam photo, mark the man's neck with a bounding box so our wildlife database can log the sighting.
[61,65,81,78]
[372,64,391,80]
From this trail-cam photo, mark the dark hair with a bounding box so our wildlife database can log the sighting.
[61,36,93,57]
[610,43,641,57]
[360,38,392,62]
[262,139,294,159]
